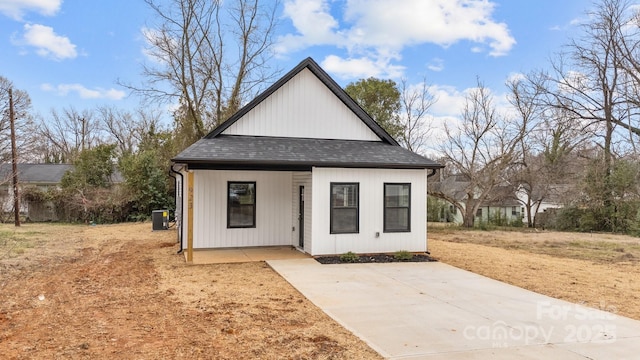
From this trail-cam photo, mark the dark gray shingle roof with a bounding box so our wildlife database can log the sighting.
[0,164,74,184]
[173,136,443,170]
[0,164,124,184]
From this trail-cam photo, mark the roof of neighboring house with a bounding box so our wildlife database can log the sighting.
[430,173,469,201]
[430,174,521,207]
[173,57,443,170]
[0,163,124,185]
[0,164,74,184]
[527,184,571,206]
[481,185,521,207]
[174,135,442,170]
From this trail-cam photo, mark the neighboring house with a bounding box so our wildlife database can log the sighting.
[429,173,467,223]
[474,185,524,225]
[0,163,124,221]
[430,174,524,225]
[0,163,73,221]
[172,58,443,256]
[516,184,567,227]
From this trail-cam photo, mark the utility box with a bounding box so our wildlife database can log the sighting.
[152,210,169,230]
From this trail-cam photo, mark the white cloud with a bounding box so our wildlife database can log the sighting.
[427,58,444,72]
[559,70,590,94]
[140,26,175,64]
[279,0,515,54]
[41,83,126,100]
[321,55,405,79]
[277,0,515,79]
[506,72,526,84]
[428,84,466,117]
[276,0,343,53]
[0,0,61,20]
[343,0,514,56]
[550,16,586,32]
[21,23,77,60]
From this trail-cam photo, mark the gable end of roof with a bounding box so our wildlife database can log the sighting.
[205,57,399,145]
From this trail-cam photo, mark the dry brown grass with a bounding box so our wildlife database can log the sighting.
[428,226,640,320]
[0,222,381,360]
[4,221,638,359]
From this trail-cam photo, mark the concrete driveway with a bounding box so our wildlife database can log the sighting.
[267,259,640,359]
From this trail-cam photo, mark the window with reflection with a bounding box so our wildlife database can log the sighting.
[330,183,359,234]
[227,182,256,228]
[384,183,410,232]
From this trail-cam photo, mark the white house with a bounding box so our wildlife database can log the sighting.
[0,164,73,220]
[172,58,443,257]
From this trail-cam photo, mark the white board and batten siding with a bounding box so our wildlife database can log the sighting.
[190,170,293,249]
[310,167,428,256]
[222,68,381,141]
[292,172,312,250]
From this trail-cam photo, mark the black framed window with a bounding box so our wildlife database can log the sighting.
[330,183,359,234]
[384,183,411,232]
[227,182,256,228]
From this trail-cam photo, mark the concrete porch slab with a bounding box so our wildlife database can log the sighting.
[186,246,310,264]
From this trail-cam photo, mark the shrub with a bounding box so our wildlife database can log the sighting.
[394,250,413,261]
[21,186,53,203]
[339,251,359,263]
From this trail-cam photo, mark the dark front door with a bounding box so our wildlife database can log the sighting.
[298,186,304,248]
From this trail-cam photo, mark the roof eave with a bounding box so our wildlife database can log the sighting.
[172,158,443,171]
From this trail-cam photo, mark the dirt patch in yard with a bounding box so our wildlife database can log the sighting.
[0,223,381,359]
[428,226,640,320]
[4,222,638,358]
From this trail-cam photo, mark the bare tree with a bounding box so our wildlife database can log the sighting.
[97,106,167,157]
[0,76,33,164]
[504,75,541,227]
[97,106,138,156]
[397,78,436,154]
[1,76,33,225]
[612,0,640,141]
[540,0,640,231]
[433,79,524,227]
[122,0,280,143]
[37,107,101,163]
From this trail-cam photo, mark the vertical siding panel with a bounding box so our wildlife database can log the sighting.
[310,168,427,256]
[191,170,293,249]
[222,69,380,141]
[180,169,189,251]
[193,171,201,248]
[304,174,312,251]
[195,171,203,248]
[292,173,300,247]
[291,172,312,252]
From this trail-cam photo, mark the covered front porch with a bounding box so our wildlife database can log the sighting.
[186,246,310,264]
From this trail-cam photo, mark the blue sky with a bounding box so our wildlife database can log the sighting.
[0,0,602,128]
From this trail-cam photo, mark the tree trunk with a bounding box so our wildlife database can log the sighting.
[463,198,476,228]
[9,88,20,227]
[526,196,533,228]
[604,114,614,231]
